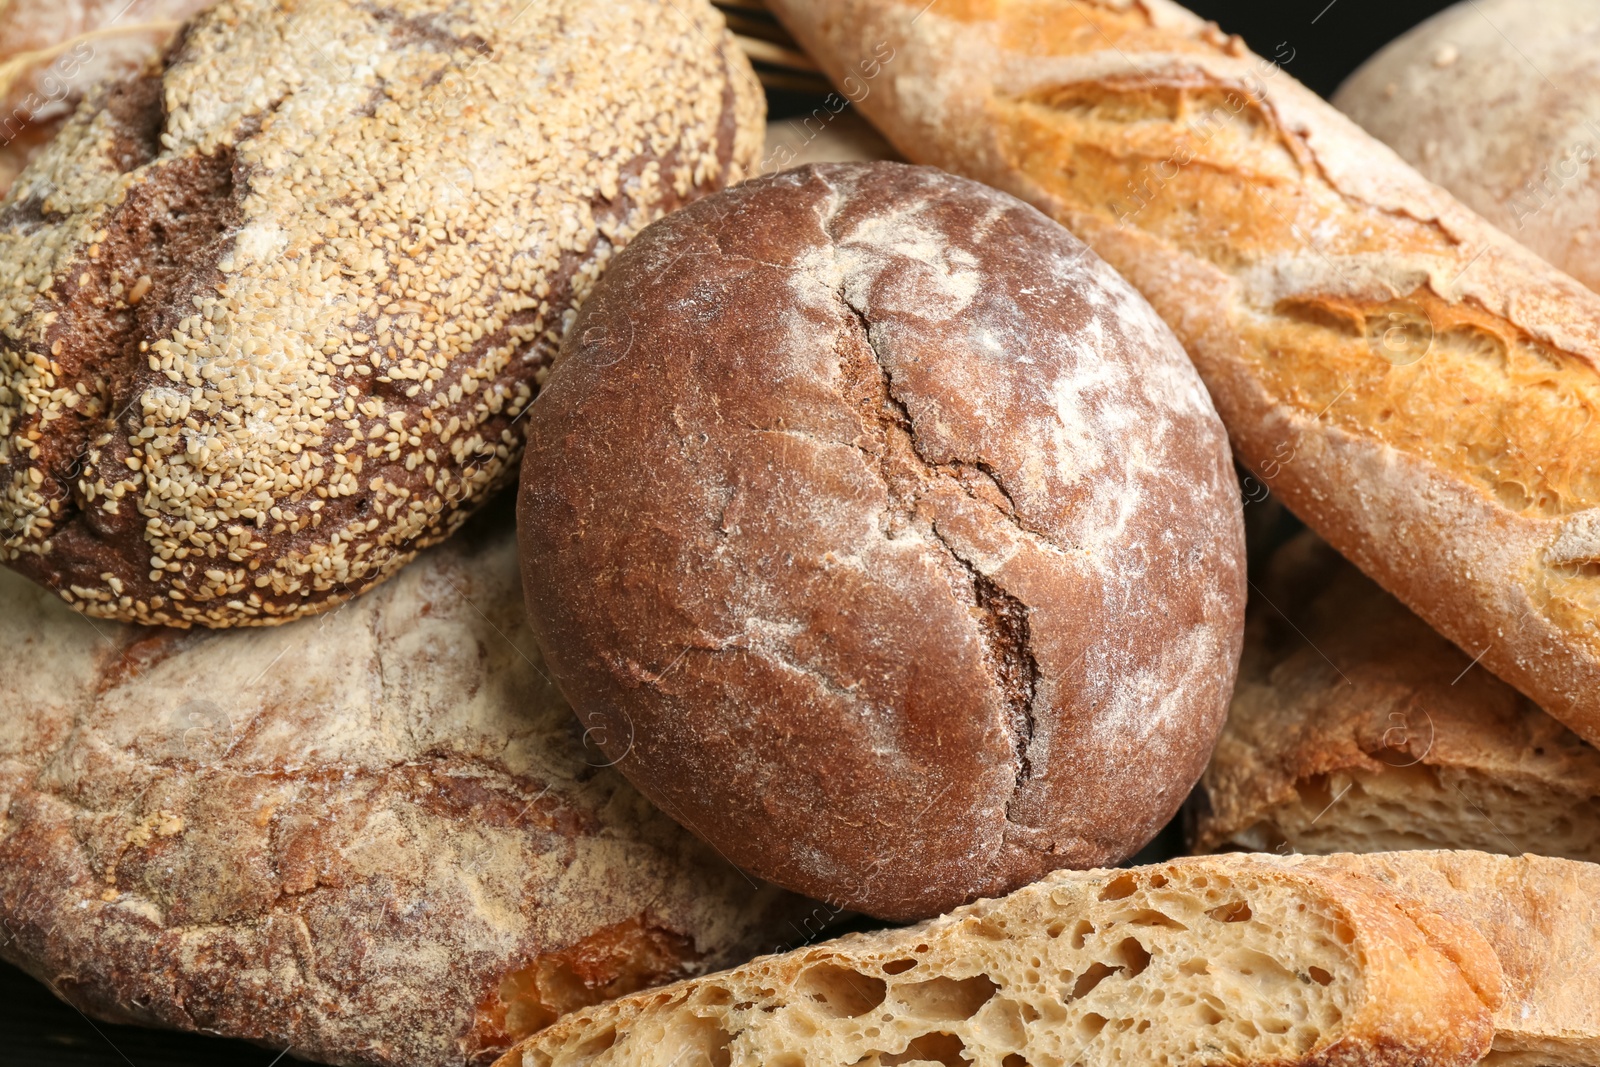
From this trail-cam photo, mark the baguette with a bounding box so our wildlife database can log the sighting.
[496,854,1499,1067]
[1194,532,1600,862]
[766,0,1600,745]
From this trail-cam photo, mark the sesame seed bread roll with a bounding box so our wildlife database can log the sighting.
[0,0,217,197]
[766,0,1600,746]
[1335,0,1600,294]
[1193,531,1600,862]
[0,502,811,1066]
[495,853,1502,1067]
[0,0,764,628]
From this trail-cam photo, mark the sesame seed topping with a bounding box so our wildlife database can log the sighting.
[0,0,764,627]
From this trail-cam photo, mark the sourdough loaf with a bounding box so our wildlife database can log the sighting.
[767,0,1600,746]
[497,853,1501,1067]
[0,501,809,1066]
[1335,0,1600,293]
[518,161,1246,921]
[1194,531,1600,862]
[0,0,763,627]
[0,0,215,196]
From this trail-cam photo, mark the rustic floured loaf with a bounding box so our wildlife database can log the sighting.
[0,0,763,628]
[1194,532,1600,862]
[1335,0,1600,293]
[0,501,809,1067]
[519,161,1246,921]
[767,0,1600,746]
[496,852,1502,1067]
[0,0,216,196]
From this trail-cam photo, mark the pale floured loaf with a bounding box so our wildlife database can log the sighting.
[1335,0,1600,293]
[1195,531,1600,862]
[496,852,1501,1067]
[0,502,809,1066]
[767,0,1600,746]
[0,0,763,628]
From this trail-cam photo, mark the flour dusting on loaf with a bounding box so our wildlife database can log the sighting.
[766,0,1600,743]
[519,161,1245,921]
[0,504,808,1066]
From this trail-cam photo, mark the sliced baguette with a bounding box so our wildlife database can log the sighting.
[496,855,1497,1067]
[765,0,1600,745]
[1194,532,1600,861]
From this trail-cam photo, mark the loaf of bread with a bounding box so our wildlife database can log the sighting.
[0,0,215,195]
[1335,0,1600,293]
[768,0,1600,747]
[0,501,809,1066]
[0,0,763,628]
[1194,531,1600,862]
[519,160,1246,921]
[496,851,1526,1067]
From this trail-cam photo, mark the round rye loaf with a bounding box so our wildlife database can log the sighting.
[519,162,1248,921]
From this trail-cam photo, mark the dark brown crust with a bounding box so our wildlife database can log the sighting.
[0,501,811,1067]
[518,162,1247,922]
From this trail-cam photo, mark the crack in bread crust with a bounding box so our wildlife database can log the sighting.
[835,285,1043,809]
[519,161,1245,920]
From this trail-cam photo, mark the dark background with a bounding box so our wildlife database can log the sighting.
[5,0,1462,1064]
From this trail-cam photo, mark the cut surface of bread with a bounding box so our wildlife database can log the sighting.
[1195,533,1600,861]
[499,855,1496,1067]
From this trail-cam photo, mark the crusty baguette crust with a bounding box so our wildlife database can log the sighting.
[1194,532,1600,861]
[1307,853,1600,1065]
[767,0,1600,744]
[496,854,1498,1067]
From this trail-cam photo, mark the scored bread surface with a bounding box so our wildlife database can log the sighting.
[766,0,1600,744]
[1195,532,1600,862]
[499,854,1497,1067]
[0,0,763,627]
[0,502,809,1066]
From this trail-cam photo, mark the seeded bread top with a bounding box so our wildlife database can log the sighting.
[0,0,763,627]
[0,0,217,195]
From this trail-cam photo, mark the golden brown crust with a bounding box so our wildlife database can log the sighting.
[0,502,810,1066]
[1193,532,1600,861]
[0,0,763,628]
[1305,852,1600,1065]
[767,0,1600,745]
[496,854,1498,1067]
[518,161,1246,921]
